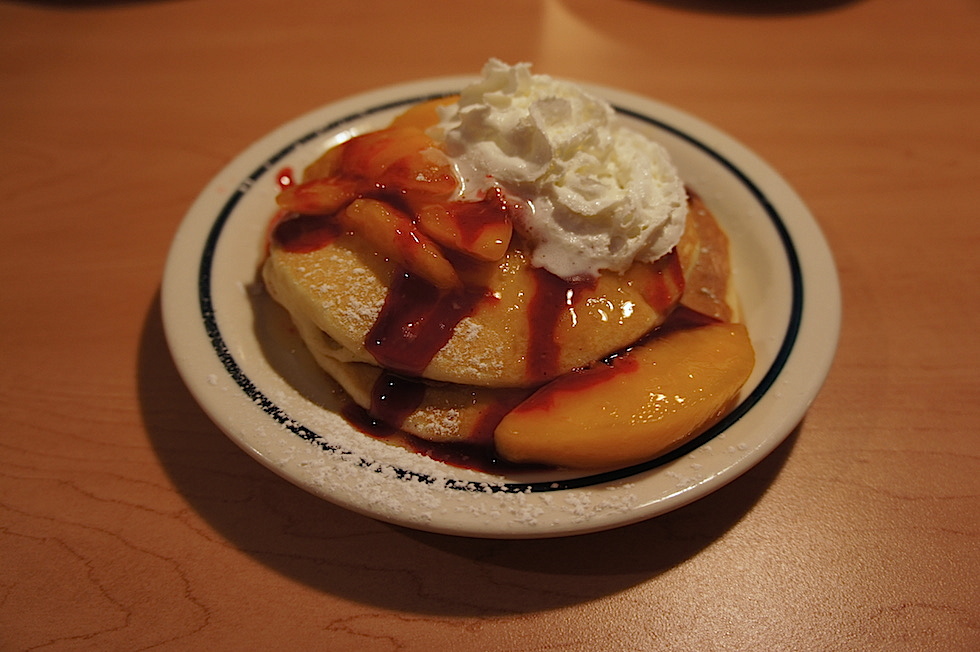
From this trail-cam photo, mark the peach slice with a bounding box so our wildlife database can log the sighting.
[494,322,755,469]
[416,188,517,262]
[342,126,439,180]
[302,142,346,182]
[417,204,512,262]
[379,150,457,197]
[276,177,358,215]
[388,96,460,130]
[342,198,460,290]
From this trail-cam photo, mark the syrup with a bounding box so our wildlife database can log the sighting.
[369,372,426,429]
[525,268,594,384]
[642,251,686,314]
[271,213,341,254]
[365,270,493,377]
[443,186,518,252]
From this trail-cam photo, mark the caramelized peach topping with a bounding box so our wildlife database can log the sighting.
[275,98,514,280]
[267,97,755,470]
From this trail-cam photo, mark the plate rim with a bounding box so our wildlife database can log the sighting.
[162,76,840,538]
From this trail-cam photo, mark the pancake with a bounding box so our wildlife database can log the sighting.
[262,192,738,446]
[279,304,530,445]
[676,190,738,322]
[262,219,685,388]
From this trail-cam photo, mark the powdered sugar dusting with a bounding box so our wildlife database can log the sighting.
[405,406,461,440]
[201,358,769,536]
[439,317,505,377]
[220,388,660,533]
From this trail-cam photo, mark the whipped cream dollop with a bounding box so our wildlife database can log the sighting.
[430,58,688,279]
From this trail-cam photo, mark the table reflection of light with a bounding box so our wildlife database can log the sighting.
[537,0,625,76]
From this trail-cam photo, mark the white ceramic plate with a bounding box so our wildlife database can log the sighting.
[162,76,840,539]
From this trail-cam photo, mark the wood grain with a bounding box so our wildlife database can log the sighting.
[1,0,977,649]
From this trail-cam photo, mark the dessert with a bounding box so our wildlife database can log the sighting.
[262,59,754,470]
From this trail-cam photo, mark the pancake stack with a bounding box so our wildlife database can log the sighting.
[261,95,752,468]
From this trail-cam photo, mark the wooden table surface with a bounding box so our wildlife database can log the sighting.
[2,0,977,649]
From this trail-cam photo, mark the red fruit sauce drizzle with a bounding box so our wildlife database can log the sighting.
[277,167,294,189]
[443,186,516,250]
[364,270,494,377]
[369,372,426,428]
[271,214,342,253]
[643,251,686,314]
[525,268,593,384]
